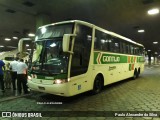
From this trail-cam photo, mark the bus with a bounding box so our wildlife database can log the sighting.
[25,20,145,96]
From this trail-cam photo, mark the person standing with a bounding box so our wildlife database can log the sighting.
[0,60,5,93]
[10,58,19,90]
[4,63,11,89]
[17,59,29,94]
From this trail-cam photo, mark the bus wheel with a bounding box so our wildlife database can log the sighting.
[92,75,103,94]
[137,69,140,78]
[133,69,138,80]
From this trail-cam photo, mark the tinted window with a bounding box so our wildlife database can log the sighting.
[94,30,109,51]
[71,24,92,77]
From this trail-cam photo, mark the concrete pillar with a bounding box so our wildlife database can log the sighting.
[148,52,151,66]
[153,56,158,65]
[36,14,51,29]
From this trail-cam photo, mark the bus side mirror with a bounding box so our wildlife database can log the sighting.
[62,34,76,54]
[18,38,32,53]
[18,38,32,58]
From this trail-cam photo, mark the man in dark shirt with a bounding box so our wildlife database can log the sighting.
[0,60,5,93]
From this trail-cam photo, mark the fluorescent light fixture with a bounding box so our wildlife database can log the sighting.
[0,45,4,47]
[155,52,158,54]
[28,33,35,37]
[13,37,18,39]
[101,39,105,43]
[148,8,159,15]
[153,41,158,44]
[5,38,11,41]
[148,50,151,52]
[138,29,145,33]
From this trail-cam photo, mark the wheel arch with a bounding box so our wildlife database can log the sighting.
[95,73,104,87]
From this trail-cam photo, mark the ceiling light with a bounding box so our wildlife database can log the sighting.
[5,38,11,41]
[148,8,159,15]
[0,45,4,47]
[138,29,145,33]
[13,37,18,39]
[153,41,158,44]
[155,52,158,54]
[28,33,35,37]
[148,50,151,52]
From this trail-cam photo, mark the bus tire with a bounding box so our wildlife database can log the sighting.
[133,69,138,80]
[92,75,103,94]
[137,68,140,78]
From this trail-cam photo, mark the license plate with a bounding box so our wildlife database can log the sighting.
[38,86,45,90]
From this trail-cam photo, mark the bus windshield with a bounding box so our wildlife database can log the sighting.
[31,23,74,75]
[32,39,69,75]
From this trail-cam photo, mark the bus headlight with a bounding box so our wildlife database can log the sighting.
[53,79,68,84]
[28,75,32,80]
[31,74,37,78]
[27,74,37,80]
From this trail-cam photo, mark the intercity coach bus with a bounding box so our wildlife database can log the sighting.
[23,20,145,96]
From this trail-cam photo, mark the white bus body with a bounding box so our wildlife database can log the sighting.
[25,20,145,96]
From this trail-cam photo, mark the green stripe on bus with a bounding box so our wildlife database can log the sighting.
[94,52,145,64]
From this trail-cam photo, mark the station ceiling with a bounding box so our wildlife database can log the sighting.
[0,0,160,55]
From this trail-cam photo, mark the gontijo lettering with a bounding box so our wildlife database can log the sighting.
[103,56,120,62]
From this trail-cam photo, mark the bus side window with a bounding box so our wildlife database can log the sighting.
[130,45,134,55]
[126,43,130,54]
[114,38,120,53]
[107,35,120,53]
[121,42,126,54]
[71,24,92,77]
[95,30,108,51]
[139,47,144,56]
[108,35,114,52]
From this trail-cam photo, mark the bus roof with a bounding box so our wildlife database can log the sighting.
[38,20,144,47]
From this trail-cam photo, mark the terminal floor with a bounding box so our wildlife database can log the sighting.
[0,64,160,120]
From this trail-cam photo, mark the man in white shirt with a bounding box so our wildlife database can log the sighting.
[10,58,19,90]
[17,59,29,94]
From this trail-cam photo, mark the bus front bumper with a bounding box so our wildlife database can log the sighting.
[27,80,70,96]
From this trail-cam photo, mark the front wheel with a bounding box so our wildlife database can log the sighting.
[92,76,103,94]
